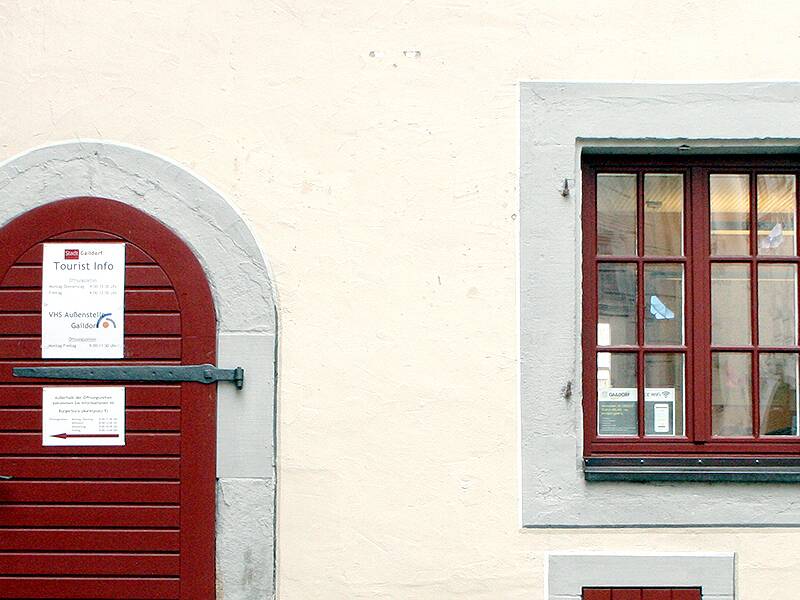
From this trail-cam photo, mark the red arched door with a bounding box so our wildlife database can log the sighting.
[0,198,216,599]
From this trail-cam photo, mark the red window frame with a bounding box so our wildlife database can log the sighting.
[583,154,800,459]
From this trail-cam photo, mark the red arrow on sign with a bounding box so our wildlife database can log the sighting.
[51,433,120,439]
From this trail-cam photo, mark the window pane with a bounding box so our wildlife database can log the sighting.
[760,353,799,436]
[598,263,637,346]
[597,352,637,436]
[711,174,750,256]
[711,263,751,346]
[597,174,636,256]
[644,264,683,346]
[645,353,684,437]
[758,264,797,346]
[644,174,683,256]
[712,352,752,437]
[757,174,796,256]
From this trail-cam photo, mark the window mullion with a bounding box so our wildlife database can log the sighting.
[750,171,761,439]
[636,172,645,438]
[682,167,694,442]
[690,167,711,443]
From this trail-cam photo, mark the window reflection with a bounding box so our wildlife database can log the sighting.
[598,263,637,346]
[597,174,637,256]
[711,264,751,346]
[758,264,797,347]
[757,174,796,256]
[760,353,799,436]
[712,352,752,437]
[711,174,750,256]
[644,174,683,256]
[644,264,683,346]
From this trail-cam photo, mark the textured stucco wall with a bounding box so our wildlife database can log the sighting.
[5,2,800,599]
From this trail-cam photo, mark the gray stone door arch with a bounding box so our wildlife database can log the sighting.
[0,141,277,599]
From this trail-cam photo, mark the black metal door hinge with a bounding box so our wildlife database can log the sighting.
[13,364,244,390]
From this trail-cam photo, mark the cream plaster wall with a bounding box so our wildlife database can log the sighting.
[3,2,800,598]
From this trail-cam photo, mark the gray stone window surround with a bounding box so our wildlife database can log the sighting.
[520,82,800,527]
[547,552,735,600]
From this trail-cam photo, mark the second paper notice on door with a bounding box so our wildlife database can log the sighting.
[42,387,125,446]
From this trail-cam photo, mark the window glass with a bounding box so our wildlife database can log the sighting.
[711,263,751,346]
[711,174,750,256]
[757,174,796,256]
[644,353,684,437]
[597,352,637,436]
[597,174,636,256]
[644,264,683,346]
[712,352,752,437]
[758,264,797,346]
[644,174,683,256]
[598,263,637,346]
[760,353,799,436]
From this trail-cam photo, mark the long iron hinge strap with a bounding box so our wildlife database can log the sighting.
[12,364,244,390]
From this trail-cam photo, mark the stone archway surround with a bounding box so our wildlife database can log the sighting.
[0,141,277,599]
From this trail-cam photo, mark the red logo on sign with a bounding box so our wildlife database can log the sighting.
[64,249,79,260]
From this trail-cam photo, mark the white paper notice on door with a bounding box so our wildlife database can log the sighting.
[42,387,125,446]
[41,243,125,359]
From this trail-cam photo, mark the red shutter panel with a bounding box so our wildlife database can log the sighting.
[612,589,642,600]
[584,590,701,600]
[669,590,702,600]
[584,590,612,600]
[641,589,671,600]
